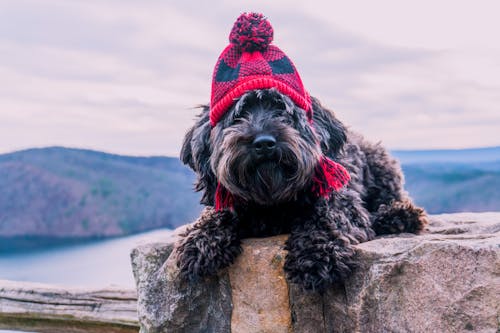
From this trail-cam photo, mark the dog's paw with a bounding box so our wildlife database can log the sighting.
[175,210,242,281]
[372,199,428,235]
[176,231,241,281]
[284,233,356,292]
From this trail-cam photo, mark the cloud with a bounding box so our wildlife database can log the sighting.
[0,0,499,156]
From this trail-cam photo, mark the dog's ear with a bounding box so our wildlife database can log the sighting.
[180,125,195,168]
[311,97,347,157]
[180,105,217,206]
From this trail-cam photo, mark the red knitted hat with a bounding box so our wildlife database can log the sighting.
[210,13,312,126]
[210,13,350,210]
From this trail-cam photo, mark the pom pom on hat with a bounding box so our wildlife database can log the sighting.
[229,13,273,52]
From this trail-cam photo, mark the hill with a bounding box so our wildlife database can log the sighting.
[1,146,499,250]
[401,161,500,213]
[392,147,500,214]
[0,147,201,248]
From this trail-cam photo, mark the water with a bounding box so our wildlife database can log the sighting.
[0,229,176,332]
[0,228,175,288]
[0,229,176,333]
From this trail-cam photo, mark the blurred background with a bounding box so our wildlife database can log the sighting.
[0,0,499,291]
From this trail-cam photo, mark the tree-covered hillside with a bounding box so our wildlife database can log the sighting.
[1,146,499,249]
[401,161,500,214]
[393,147,500,214]
[0,147,201,241]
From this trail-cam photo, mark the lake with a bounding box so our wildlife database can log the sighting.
[0,229,177,333]
[0,228,175,288]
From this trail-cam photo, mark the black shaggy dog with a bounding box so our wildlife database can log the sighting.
[176,88,428,292]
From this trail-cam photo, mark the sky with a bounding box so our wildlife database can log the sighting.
[0,0,499,156]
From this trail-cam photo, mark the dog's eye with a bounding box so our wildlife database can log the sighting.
[279,106,293,116]
[232,109,249,123]
[276,107,295,121]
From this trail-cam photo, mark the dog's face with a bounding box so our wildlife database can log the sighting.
[211,90,320,205]
[181,89,346,206]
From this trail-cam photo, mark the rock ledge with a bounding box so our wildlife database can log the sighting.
[131,213,500,333]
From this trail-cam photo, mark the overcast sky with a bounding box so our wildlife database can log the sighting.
[1,0,499,156]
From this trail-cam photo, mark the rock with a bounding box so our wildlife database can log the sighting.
[130,236,232,333]
[131,213,500,333]
[320,212,500,333]
[229,236,292,333]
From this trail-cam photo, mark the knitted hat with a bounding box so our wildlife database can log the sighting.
[211,13,350,210]
[210,13,312,126]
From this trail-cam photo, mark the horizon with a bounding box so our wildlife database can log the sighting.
[1,1,499,155]
[2,144,500,159]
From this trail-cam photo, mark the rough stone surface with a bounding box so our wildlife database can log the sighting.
[329,212,500,333]
[131,213,500,333]
[229,235,292,333]
[131,239,232,333]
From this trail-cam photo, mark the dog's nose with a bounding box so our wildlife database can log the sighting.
[253,135,276,156]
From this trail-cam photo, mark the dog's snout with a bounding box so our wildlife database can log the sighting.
[253,135,276,155]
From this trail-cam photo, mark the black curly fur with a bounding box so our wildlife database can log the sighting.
[371,199,428,235]
[176,208,242,280]
[177,89,428,292]
[284,195,373,291]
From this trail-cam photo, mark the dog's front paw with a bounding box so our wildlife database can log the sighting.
[176,209,241,281]
[372,199,428,235]
[284,232,356,292]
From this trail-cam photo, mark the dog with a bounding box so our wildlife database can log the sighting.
[175,13,427,292]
